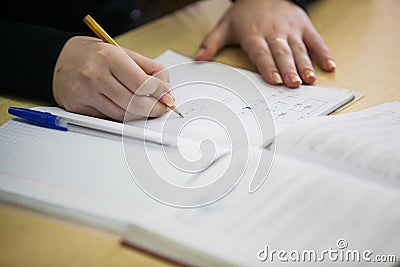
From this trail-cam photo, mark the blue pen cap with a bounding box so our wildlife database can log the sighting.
[8,107,68,131]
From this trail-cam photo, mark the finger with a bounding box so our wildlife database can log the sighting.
[104,74,174,112]
[109,47,149,93]
[127,94,168,118]
[240,35,283,85]
[68,105,108,119]
[124,49,170,82]
[74,104,143,121]
[100,75,135,111]
[109,50,173,105]
[122,48,174,103]
[268,37,302,88]
[288,37,316,84]
[195,21,231,61]
[102,75,171,118]
[303,29,336,72]
[167,87,175,100]
[110,46,170,99]
[95,95,147,121]
[136,76,175,107]
[79,87,138,121]
[88,93,129,122]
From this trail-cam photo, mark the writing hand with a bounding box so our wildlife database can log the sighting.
[195,0,336,88]
[53,36,173,121]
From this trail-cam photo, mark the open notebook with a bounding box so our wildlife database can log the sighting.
[1,102,400,266]
[3,51,399,266]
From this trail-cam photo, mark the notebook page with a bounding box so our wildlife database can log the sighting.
[0,120,215,228]
[275,102,400,187]
[1,115,399,265]
[0,119,236,265]
[155,50,355,134]
[137,150,400,266]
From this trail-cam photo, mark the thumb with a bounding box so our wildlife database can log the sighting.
[195,22,231,61]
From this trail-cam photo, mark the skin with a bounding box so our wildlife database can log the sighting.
[53,0,335,121]
[53,36,173,121]
[195,0,336,88]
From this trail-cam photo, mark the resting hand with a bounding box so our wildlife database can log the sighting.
[53,36,173,121]
[195,0,336,88]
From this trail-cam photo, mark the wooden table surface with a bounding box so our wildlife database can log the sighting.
[1,0,399,266]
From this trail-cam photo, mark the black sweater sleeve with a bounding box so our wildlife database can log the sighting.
[231,0,312,11]
[0,20,79,103]
[289,0,311,11]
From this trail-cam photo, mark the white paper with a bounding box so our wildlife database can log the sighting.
[276,102,400,187]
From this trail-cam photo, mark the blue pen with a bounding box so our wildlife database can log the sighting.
[7,106,180,146]
[8,107,68,131]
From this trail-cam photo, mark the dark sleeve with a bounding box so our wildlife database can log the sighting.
[289,0,311,11]
[0,20,79,103]
[231,0,311,11]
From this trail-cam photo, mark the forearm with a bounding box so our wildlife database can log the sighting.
[0,20,79,103]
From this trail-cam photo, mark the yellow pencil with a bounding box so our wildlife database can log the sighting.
[83,15,183,118]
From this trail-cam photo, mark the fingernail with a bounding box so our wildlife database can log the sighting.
[288,73,302,85]
[327,59,336,70]
[161,92,175,107]
[164,82,175,99]
[304,69,316,80]
[195,48,205,59]
[167,89,175,100]
[272,72,283,84]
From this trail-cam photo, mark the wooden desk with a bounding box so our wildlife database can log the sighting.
[1,0,399,266]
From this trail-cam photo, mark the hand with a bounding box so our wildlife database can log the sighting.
[53,36,174,121]
[195,0,336,88]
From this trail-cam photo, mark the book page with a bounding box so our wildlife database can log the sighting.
[276,102,400,187]
[132,150,400,266]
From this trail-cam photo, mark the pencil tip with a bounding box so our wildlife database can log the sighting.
[179,113,184,118]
